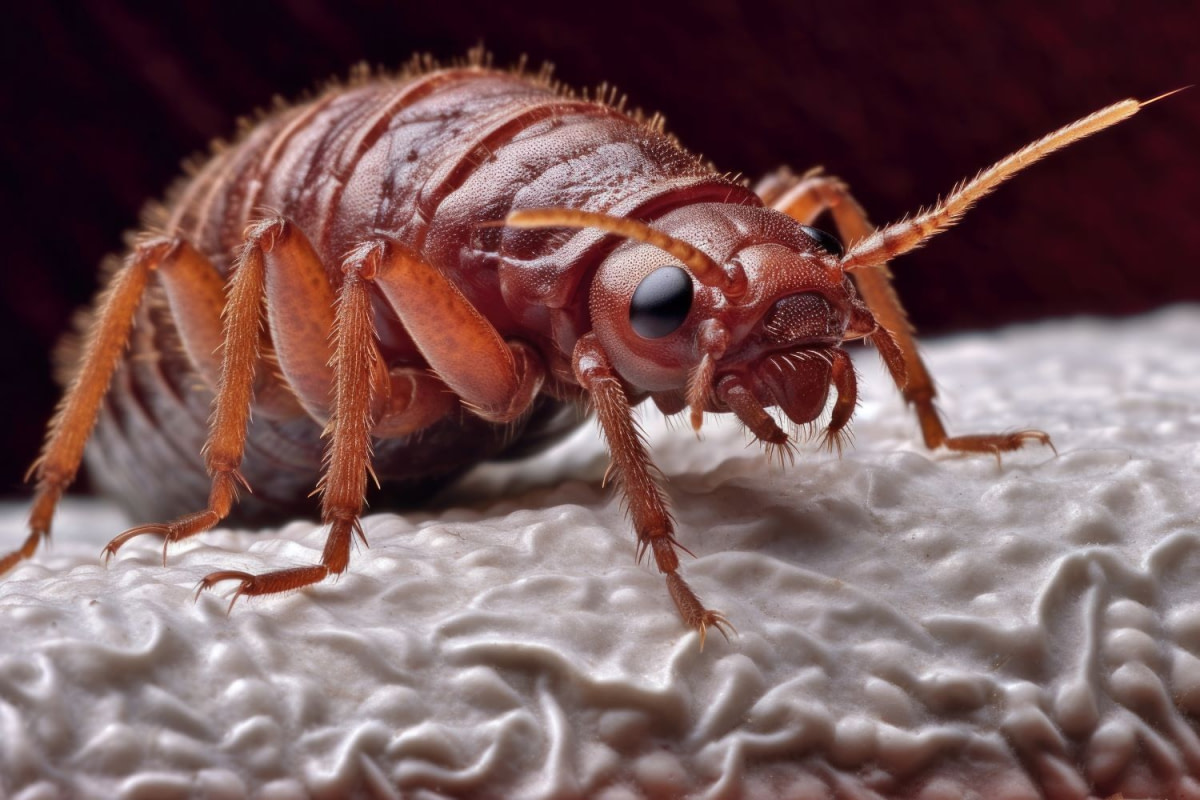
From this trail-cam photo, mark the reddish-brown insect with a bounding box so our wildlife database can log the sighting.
[0,52,1161,643]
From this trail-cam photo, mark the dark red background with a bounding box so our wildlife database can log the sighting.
[0,1,1196,492]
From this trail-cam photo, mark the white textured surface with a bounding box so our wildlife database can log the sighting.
[3,308,1200,799]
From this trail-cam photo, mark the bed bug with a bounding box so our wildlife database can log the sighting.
[1,51,1164,643]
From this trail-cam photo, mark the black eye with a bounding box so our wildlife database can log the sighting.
[630,265,693,339]
[799,225,844,258]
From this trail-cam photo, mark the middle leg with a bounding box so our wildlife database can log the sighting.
[197,240,544,603]
[197,242,391,603]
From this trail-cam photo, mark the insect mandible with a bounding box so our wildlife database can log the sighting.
[0,51,1165,644]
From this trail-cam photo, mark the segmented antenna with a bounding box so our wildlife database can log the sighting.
[504,208,738,292]
[841,91,1183,272]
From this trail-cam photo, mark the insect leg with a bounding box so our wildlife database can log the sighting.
[252,219,339,423]
[1,242,162,576]
[156,237,304,420]
[102,221,320,562]
[370,241,545,424]
[574,333,732,647]
[763,172,1052,456]
[754,166,850,225]
[196,219,437,433]
[195,243,392,602]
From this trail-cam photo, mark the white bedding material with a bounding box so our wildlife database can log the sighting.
[2,308,1200,799]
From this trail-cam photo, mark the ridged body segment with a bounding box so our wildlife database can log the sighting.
[87,67,759,522]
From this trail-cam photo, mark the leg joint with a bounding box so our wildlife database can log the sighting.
[341,241,388,280]
[242,217,290,252]
[131,236,181,268]
[472,339,545,423]
[31,461,74,488]
[903,384,937,406]
[205,455,241,475]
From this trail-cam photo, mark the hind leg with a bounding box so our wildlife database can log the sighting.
[2,235,307,577]
[194,242,393,603]
[103,220,458,566]
[1,242,160,576]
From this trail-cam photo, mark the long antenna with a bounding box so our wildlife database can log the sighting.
[840,91,1185,272]
[503,208,738,292]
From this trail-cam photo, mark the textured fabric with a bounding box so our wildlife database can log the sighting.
[3,309,1199,798]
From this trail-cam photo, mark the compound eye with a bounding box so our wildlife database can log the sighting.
[799,225,844,258]
[630,265,693,339]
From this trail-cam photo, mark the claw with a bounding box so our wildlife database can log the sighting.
[1017,429,1057,456]
[194,570,256,614]
[943,428,1056,467]
[698,610,736,651]
[101,523,170,565]
[102,509,221,566]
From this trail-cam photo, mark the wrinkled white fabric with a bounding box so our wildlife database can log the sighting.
[2,308,1199,799]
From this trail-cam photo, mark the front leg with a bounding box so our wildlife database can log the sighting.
[760,167,1053,458]
[574,334,732,647]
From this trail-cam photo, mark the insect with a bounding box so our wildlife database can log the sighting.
[1,51,1162,643]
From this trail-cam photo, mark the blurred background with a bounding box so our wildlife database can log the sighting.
[0,1,1196,492]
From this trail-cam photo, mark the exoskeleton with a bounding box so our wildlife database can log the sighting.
[1,52,1157,642]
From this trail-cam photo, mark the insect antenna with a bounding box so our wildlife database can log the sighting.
[840,91,1184,272]
[501,208,743,294]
